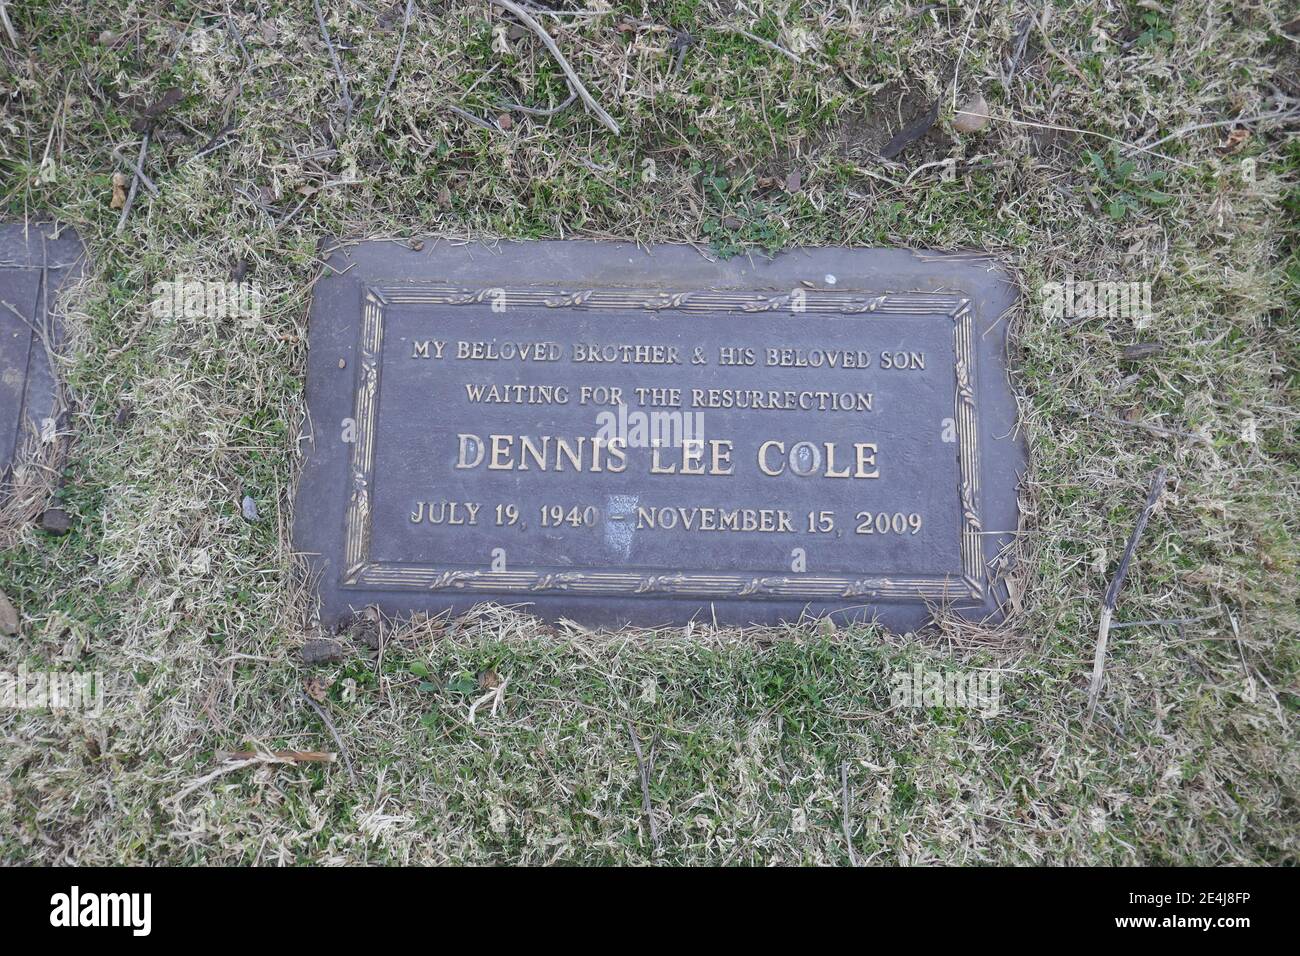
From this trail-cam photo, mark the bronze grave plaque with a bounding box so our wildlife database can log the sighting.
[0,224,84,495]
[294,241,1024,629]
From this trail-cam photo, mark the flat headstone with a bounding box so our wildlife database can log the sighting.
[0,223,84,492]
[0,268,41,473]
[294,241,1025,629]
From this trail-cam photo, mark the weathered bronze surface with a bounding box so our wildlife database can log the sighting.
[294,240,1024,629]
[0,224,84,489]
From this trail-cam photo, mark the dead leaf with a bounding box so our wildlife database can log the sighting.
[953,94,990,134]
[110,172,128,209]
[1004,573,1023,615]
[304,676,333,702]
[1221,127,1249,153]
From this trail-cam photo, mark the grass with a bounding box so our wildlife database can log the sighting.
[0,0,1297,864]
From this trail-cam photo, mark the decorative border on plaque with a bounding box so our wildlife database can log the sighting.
[342,284,984,603]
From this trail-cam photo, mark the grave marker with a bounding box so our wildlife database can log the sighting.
[0,224,84,502]
[294,241,1025,629]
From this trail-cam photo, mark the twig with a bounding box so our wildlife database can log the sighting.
[115,130,151,234]
[949,6,975,111]
[1082,408,1208,444]
[1087,467,1167,720]
[169,754,291,805]
[1004,13,1034,83]
[446,104,499,131]
[191,126,236,160]
[1,294,52,343]
[989,114,1197,169]
[111,146,158,195]
[271,177,358,229]
[1133,107,1300,152]
[840,761,859,867]
[487,0,620,135]
[1036,5,1088,85]
[304,692,358,785]
[626,721,660,850]
[313,0,353,120]
[221,750,336,762]
[1109,614,1213,631]
[38,78,70,186]
[0,298,59,384]
[709,25,805,64]
[373,608,388,706]
[501,89,577,117]
[275,193,312,229]
[224,13,251,64]
[0,2,18,46]
[374,0,415,118]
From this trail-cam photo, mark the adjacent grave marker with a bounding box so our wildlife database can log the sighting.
[295,241,1024,629]
[0,269,42,474]
[0,223,84,508]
